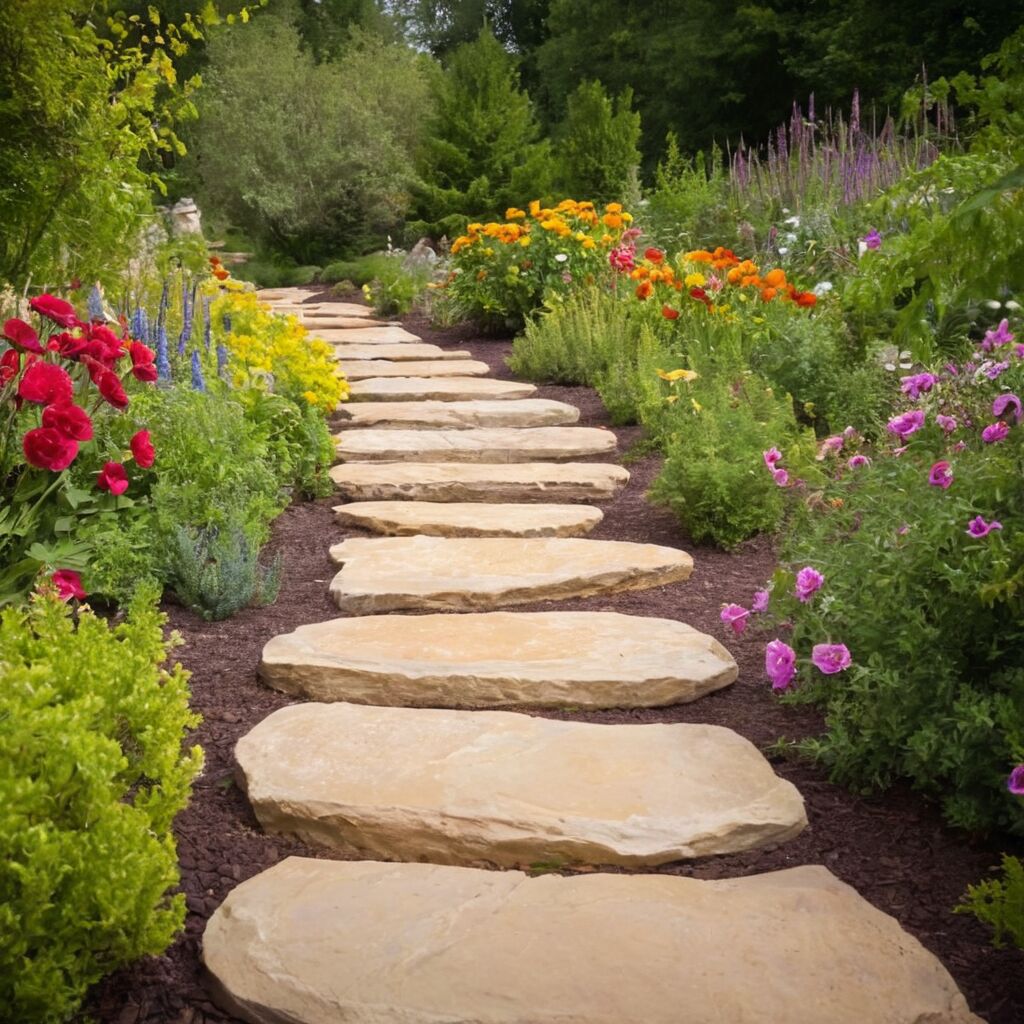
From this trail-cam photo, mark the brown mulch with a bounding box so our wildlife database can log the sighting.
[86,304,1024,1024]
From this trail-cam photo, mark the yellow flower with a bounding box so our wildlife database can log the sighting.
[581,237,596,249]
[665,394,679,405]
[505,207,526,220]
[528,199,541,217]
[684,272,706,288]
[519,236,532,247]
[604,202,623,213]
[691,398,703,413]
[657,368,699,383]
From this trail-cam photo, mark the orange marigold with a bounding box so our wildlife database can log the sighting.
[635,280,653,300]
[602,212,623,229]
[763,268,787,288]
[684,249,714,263]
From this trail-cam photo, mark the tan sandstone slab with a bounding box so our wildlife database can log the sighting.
[338,359,490,380]
[204,859,982,1024]
[236,703,807,866]
[335,426,616,463]
[327,536,693,613]
[259,610,737,708]
[309,325,422,343]
[334,501,602,537]
[330,461,627,502]
[336,398,579,430]
[347,376,536,402]
[299,315,400,329]
[330,343,470,362]
[255,287,320,302]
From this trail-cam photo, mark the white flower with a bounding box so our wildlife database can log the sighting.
[777,246,790,256]
[813,281,834,296]
[1006,299,1021,311]
[554,253,568,263]
[985,300,1002,310]
[784,216,801,228]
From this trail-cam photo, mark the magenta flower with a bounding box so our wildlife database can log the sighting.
[812,643,852,675]
[886,409,925,440]
[720,603,750,635]
[952,440,968,453]
[752,589,770,613]
[765,639,797,692]
[983,360,1010,381]
[847,454,871,469]
[935,414,957,434]
[772,467,790,487]
[900,373,937,399]
[892,445,909,457]
[863,228,882,250]
[763,447,783,468]
[982,421,1010,444]
[928,460,953,489]
[795,566,824,603]
[1008,765,1024,795]
[980,318,1015,352]
[897,523,911,535]
[992,393,1022,423]
[966,516,1002,538]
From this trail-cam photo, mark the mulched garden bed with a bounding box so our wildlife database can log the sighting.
[87,304,1024,1024]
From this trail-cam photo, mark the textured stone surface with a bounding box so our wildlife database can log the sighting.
[204,859,982,1024]
[327,536,693,613]
[259,611,736,708]
[335,426,616,463]
[330,343,471,362]
[331,461,628,502]
[334,501,603,537]
[338,359,490,380]
[347,376,536,402]
[255,287,320,303]
[308,325,422,344]
[236,703,807,866]
[335,398,579,430]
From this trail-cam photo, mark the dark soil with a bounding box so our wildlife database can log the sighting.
[87,303,1024,1024]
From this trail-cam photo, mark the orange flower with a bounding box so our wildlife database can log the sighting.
[602,212,623,229]
[741,274,762,288]
[208,255,222,267]
[763,268,787,288]
[635,280,653,300]
[604,202,623,214]
[726,267,744,284]
[213,266,230,281]
[684,249,714,263]
[662,304,679,320]
[528,200,541,217]
[760,287,778,302]
[795,291,818,308]
[644,247,664,263]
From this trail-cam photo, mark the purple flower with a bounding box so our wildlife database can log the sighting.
[900,373,937,399]
[847,454,871,469]
[993,393,1022,423]
[928,460,953,489]
[982,421,1010,444]
[763,447,783,468]
[897,523,911,536]
[966,516,1002,538]
[863,228,882,250]
[772,467,790,487]
[1008,765,1024,795]
[935,414,957,434]
[952,440,968,453]
[765,639,797,692]
[887,409,925,440]
[980,318,1015,352]
[983,360,1010,381]
[720,604,750,636]
[795,566,824,603]
[812,643,852,675]
[752,589,770,613]
[892,445,909,457]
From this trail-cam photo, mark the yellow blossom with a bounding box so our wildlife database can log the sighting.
[684,272,706,288]
[657,368,699,383]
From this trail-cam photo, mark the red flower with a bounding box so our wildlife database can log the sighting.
[661,304,680,320]
[644,247,664,264]
[3,317,44,354]
[23,427,78,471]
[96,461,129,495]
[29,294,80,329]
[42,401,93,441]
[635,280,653,301]
[51,569,86,601]
[87,323,125,361]
[18,361,74,405]
[128,341,158,382]
[51,330,90,361]
[794,291,817,308]
[130,429,155,468]
[0,349,20,387]
[83,358,129,409]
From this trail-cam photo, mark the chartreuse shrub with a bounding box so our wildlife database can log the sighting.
[958,855,1024,950]
[0,588,201,1021]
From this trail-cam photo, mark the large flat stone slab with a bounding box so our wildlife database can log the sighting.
[327,536,693,613]
[309,326,422,344]
[335,398,580,429]
[255,287,321,303]
[236,703,807,866]
[334,501,603,537]
[330,343,470,362]
[335,426,616,463]
[259,611,737,707]
[204,859,982,1024]
[338,359,490,380]
[347,376,536,402]
[331,461,628,502]
[301,316,400,329]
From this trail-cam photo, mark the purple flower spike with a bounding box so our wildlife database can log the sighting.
[720,604,750,636]
[1008,765,1024,795]
[863,228,882,250]
[795,566,825,602]
[992,393,1022,423]
[812,643,852,675]
[982,421,1010,444]
[765,639,797,692]
[928,461,954,489]
[966,516,1002,538]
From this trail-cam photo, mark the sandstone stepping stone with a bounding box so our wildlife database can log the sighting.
[327,536,693,613]
[256,287,319,302]
[300,315,400,329]
[338,359,490,380]
[334,501,602,537]
[260,611,735,707]
[336,398,579,429]
[330,343,470,362]
[204,859,982,1024]
[309,325,422,343]
[236,703,807,866]
[335,426,615,463]
[330,461,627,502]
[348,377,535,402]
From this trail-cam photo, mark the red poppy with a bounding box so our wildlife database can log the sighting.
[51,569,86,602]
[29,294,80,329]
[42,402,93,442]
[795,291,818,308]
[96,461,129,495]
[23,427,78,471]
[644,247,665,264]
[18,361,74,405]
[213,267,230,281]
[661,304,680,321]
[0,348,20,387]
[130,429,155,468]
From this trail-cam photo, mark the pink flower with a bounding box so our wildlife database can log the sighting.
[752,589,769,613]
[847,454,871,469]
[763,447,783,468]
[980,319,1014,352]
[935,414,957,434]
[897,523,911,535]
[812,643,852,675]
[983,360,1010,381]
[51,569,86,601]
[966,516,1002,538]
[1008,765,1024,795]
[29,294,80,329]
[772,467,790,487]
[765,639,797,692]
[886,409,925,440]
[96,461,129,495]
[928,460,953,489]
[720,604,750,635]
[862,228,882,250]
[795,566,824,602]
[982,421,1009,444]
[892,445,909,457]
[992,393,1022,423]
[900,373,937,399]
[17,361,74,405]
[816,435,844,459]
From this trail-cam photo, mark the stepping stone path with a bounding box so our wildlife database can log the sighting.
[335,397,580,429]
[236,703,808,866]
[334,501,603,537]
[327,536,693,612]
[259,611,738,707]
[331,461,629,502]
[204,859,982,1024]
[335,426,616,463]
[203,288,980,1024]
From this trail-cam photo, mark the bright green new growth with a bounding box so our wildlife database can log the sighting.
[0,590,202,1022]
[958,855,1024,950]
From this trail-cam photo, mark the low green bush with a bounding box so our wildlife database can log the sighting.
[0,589,201,1021]
[958,855,1024,949]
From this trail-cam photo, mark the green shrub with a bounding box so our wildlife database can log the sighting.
[958,855,1024,949]
[0,589,201,1021]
